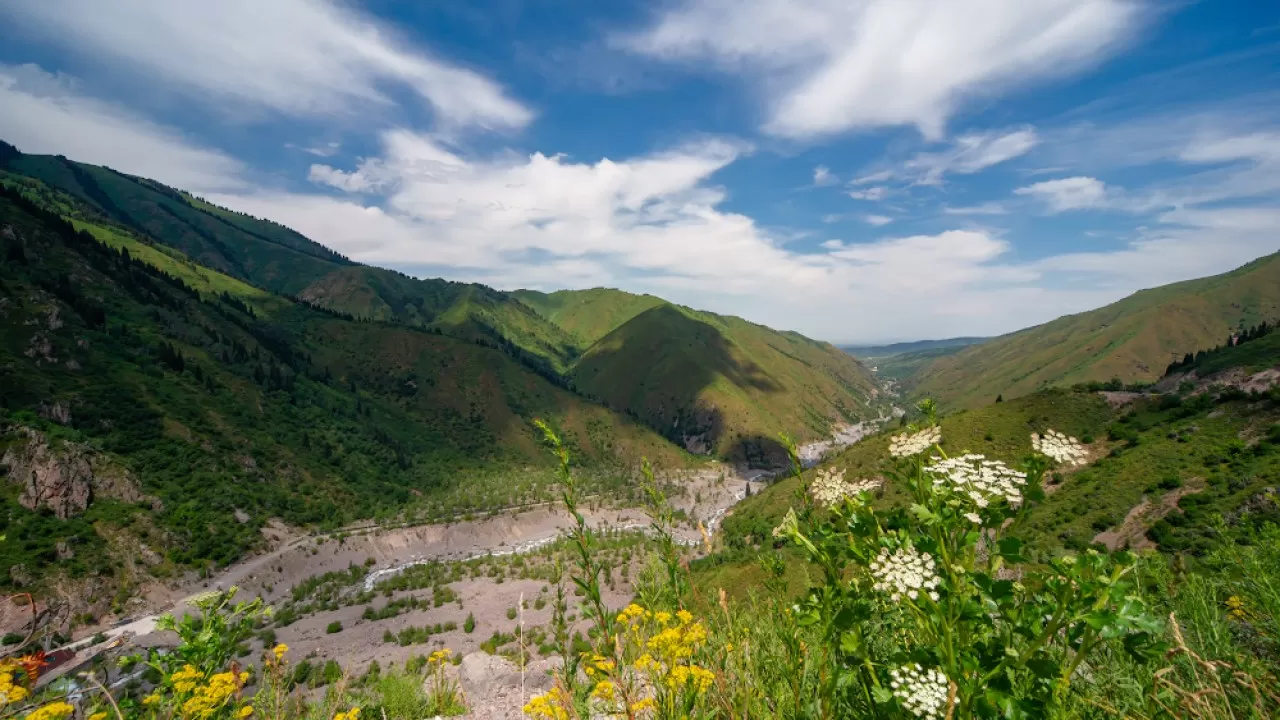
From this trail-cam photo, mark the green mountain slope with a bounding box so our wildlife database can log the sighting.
[513,288,666,347]
[1,142,882,463]
[913,252,1280,408]
[560,300,882,465]
[0,184,689,597]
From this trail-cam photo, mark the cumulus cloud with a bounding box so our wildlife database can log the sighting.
[0,0,531,130]
[623,0,1141,138]
[1015,176,1109,212]
[864,214,893,226]
[0,63,244,191]
[812,165,835,186]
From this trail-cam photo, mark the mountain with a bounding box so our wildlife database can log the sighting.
[517,288,883,465]
[911,252,1280,408]
[0,180,691,597]
[841,336,988,358]
[0,144,881,456]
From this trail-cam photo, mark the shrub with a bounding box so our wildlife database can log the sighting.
[326,621,343,634]
[463,612,475,634]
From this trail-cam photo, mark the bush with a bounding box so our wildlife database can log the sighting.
[463,612,475,634]
[326,620,343,634]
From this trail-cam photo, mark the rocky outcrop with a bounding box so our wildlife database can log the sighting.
[1,427,150,519]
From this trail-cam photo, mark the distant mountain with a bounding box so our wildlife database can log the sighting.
[841,336,988,359]
[912,252,1280,409]
[517,288,883,465]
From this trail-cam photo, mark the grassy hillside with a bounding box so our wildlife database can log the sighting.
[513,287,666,347]
[2,144,876,457]
[568,302,882,465]
[0,184,690,599]
[913,252,1280,409]
[515,287,883,464]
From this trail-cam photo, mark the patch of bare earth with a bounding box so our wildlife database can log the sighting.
[1094,480,1204,551]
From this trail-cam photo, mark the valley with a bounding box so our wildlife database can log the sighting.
[1,138,1278,720]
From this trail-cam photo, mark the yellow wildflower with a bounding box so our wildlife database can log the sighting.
[523,688,571,720]
[654,611,672,626]
[1225,596,1248,621]
[428,649,453,666]
[272,643,289,662]
[590,680,617,702]
[629,697,656,714]
[667,665,715,694]
[238,707,254,718]
[1,668,30,704]
[333,708,361,720]
[170,664,204,693]
[676,609,694,626]
[633,653,660,673]
[89,712,108,720]
[23,702,75,720]
[143,693,162,706]
[616,604,645,624]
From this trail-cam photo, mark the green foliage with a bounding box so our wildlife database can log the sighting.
[325,621,343,634]
[463,613,475,634]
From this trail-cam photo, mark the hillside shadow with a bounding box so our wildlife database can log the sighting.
[568,305,785,464]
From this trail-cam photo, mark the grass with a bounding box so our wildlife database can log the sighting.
[911,250,1280,409]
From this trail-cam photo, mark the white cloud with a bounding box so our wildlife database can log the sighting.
[624,0,1141,139]
[943,202,1008,215]
[0,0,531,130]
[1014,176,1109,212]
[904,128,1038,185]
[849,186,888,201]
[0,64,244,191]
[864,214,893,226]
[288,141,342,157]
[4,59,1275,344]
[812,165,835,186]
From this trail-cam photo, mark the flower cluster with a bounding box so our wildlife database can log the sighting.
[925,454,1027,508]
[427,648,453,666]
[523,688,572,720]
[332,708,361,720]
[1032,429,1087,466]
[870,546,941,602]
[22,702,74,720]
[271,643,288,663]
[890,426,942,458]
[808,468,882,509]
[0,660,31,706]
[771,507,800,539]
[179,668,249,720]
[890,665,950,719]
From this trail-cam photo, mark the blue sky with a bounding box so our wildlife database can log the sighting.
[1,0,1278,344]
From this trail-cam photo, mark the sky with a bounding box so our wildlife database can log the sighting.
[1,1,1278,344]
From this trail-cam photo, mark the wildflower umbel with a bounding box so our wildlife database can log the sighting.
[1032,429,1087,466]
[772,507,800,538]
[890,664,950,719]
[889,426,941,458]
[808,468,882,509]
[870,546,941,602]
[925,454,1028,508]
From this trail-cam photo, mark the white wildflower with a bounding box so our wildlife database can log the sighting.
[926,454,1027,508]
[808,468,882,509]
[869,546,940,602]
[1032,429,1087,467]
[890,664,950,719]
[963,512,982,524]
[889,426,941,458]
[772,507,799,539]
